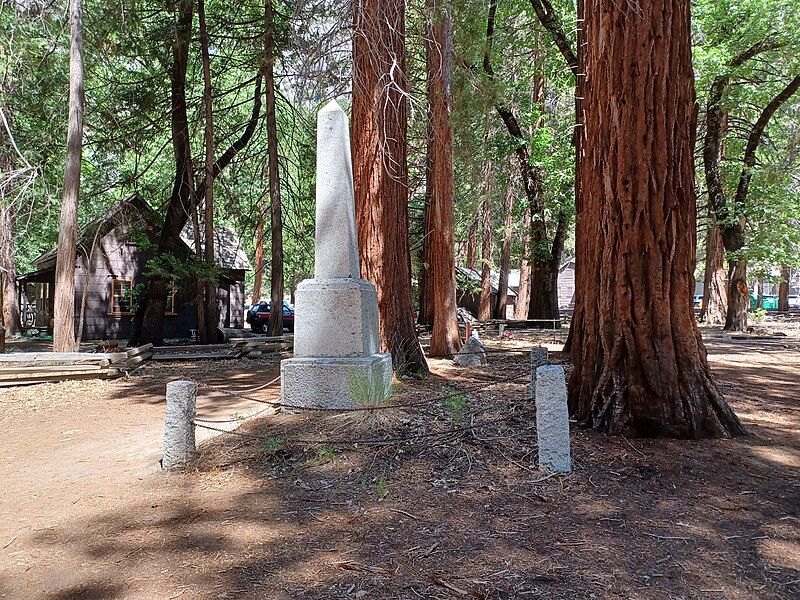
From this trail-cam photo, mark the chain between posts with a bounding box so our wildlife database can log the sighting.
[192,404,536,448]
[196,367,532,414]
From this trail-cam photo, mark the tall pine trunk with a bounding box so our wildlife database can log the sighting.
[252,217,265,302]
[424,0,460,356]
[569,0,744,438]
[53,0,84,352]
[352,0,428,374]
[265,0,284,337]
[199,0,217,342]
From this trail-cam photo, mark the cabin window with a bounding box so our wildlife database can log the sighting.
[109,279,134,316]
[165,281,177,315]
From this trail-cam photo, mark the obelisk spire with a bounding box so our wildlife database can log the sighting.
[314,100,360,279]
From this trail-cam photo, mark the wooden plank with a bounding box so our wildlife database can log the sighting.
[125,343,154,359]
[228,335,293,344]
[152,343,231,353]
[120,352,153,370]
[151,353,239,361]
[0,368,119,384]
[0,351,128,363]
[0,364,109,375]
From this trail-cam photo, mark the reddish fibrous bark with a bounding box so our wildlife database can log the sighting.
[424,0,461,357]
[53,0,84,352]
[252,216,265,303]
[569,0,744,438]
[352,0,428,374]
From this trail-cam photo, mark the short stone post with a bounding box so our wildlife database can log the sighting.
[163,380,197,470]
[530,346,549,397]
[535,365,571,473]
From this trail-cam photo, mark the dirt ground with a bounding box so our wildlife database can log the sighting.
[0,330,798,599]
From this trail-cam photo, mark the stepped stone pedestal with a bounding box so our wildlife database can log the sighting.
[281,100,392,409]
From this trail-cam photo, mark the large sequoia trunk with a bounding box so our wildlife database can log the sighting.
[700,219,727,325]
[569,0,744,438]
[424,0,461,357]
[352,0,428,374]
[53,0,84,352]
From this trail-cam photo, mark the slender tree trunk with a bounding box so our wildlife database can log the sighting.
[466,217,478,270]
[756,279,763,310]
[252,217,265,302]
[53,0,84,352]
[199,0,218,342]
[778,266,790,313]
[0,192,20,337]
[265,0,284,337]
[478,161,493,321]
[514,205,531,319]
[569,0,744,438]
[425,0,460,356]
[494,183,514,318]
[352,0,428,374]
[725,257,749,331]
[700,219,728,325]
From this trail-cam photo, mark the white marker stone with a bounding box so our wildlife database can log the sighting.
[530,346,549,397]
[535,365,571,473]
[163,380,197,470]
[281,100,392,409]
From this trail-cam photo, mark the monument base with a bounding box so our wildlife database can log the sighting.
[281,353,393,409]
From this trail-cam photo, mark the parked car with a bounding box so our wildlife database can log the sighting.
[246,300,294,333]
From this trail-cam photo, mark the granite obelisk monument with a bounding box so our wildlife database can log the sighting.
[281,100,392,409]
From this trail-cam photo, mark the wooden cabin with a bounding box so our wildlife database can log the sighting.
[18,194,250,341]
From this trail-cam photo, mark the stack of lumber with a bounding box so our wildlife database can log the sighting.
[229,335,294,357]
[0,344,154,387]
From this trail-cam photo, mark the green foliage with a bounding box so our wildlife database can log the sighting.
[314,444,335,463]
[442,388,469,424]
[375,473,388,499]
[263,437,284,455]
[348,373,395,407]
